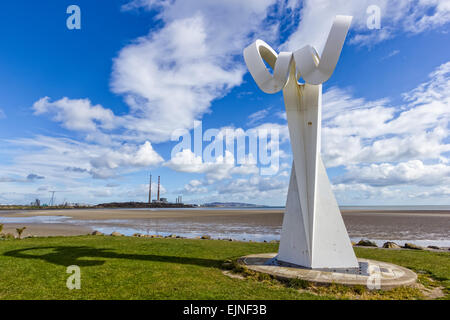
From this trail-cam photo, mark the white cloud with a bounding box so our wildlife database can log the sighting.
[182,179,209,194]
[251,122,290,143]
[164,120,288,181]
[29,1,282,147]
[0,174,45,183]
[275,110,287,120]
[322,62,450,167]
[3,136,163,181]
[111,15,243,143]
[322,87,388,123]
[0,109,5,119]
[247,108,271,126]
[112,0,279,142]
[403,0,450,33]
[11,1,283,204]
[179,172,289,205]
[121,0,163,11]
[332,182,404,202]
[164,149,207,173]
[218,175,286,195]
[319,62,450,203]
[336,160,450,187]
[410,186,450,199]
[382,49,400,60]
[348,28,393,47]
[165,149,239,181]
[90,141,163,171]
[33,97,117,132]
[0,134,167,204]
[283,0,450,51]
[5,1,449,205]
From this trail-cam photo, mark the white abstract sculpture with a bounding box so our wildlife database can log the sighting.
[244,16,358,269]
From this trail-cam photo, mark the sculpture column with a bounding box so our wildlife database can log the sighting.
[244,16,358,269]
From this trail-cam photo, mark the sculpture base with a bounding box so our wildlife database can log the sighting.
[238,253,417,290]
[267,257,360,274]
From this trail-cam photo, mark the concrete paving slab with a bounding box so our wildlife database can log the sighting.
[238,253,417,290]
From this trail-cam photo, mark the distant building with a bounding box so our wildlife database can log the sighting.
[152,197,168,204]
[160,197,168,203]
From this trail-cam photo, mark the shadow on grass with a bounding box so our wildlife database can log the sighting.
[3,246,222,268]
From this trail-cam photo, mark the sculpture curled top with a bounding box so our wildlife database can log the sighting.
[244,15,352,93]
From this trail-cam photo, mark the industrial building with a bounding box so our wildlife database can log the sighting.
[148,173,183,205]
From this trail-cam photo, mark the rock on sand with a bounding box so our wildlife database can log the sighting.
[404,243,424,250]
[356,239,378,247]
[382,241,401,249]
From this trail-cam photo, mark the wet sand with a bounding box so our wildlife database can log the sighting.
[0,209,284,239]
[0,208,284,221]
[1,223,90,237]
[341,211,450,241]
[0,208,449,244]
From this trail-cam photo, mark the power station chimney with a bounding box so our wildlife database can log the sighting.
[157,176,160,202]
[148,174,152,204]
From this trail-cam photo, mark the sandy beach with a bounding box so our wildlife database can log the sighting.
[0,208,284,220]
[0,223,90,237]
[0,208,284,239]
[0,208,449,246]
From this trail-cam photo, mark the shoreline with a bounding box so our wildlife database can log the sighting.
[0,208,449,247]
[341,209,450,215]
[1,206,450,215]
[1,224,449,249]
[1,229,448,252]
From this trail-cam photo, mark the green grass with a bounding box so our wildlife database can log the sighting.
[0,236,448,300]
[354,247,450,299]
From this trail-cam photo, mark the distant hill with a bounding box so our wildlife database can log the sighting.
[202,202,269,208]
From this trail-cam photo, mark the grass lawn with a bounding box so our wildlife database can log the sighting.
[0,236,448,300]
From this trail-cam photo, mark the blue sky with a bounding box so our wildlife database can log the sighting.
[0,0,449,206]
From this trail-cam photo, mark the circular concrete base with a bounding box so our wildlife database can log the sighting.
[238,253,417,290]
